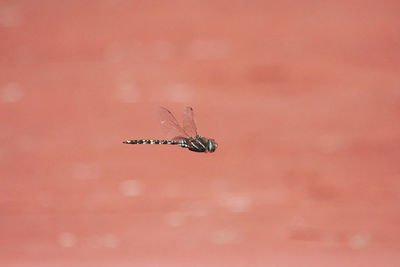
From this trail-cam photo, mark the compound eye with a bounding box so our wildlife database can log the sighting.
[208,140,216,152]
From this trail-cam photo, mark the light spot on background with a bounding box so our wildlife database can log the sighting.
[116,82,141,103]
[95,234,119,248]
[1,82,23,103]
[186,202,208,217]
[211,229,237,245]
[119,179,143,197]
[86,234,120,249]
[349,233,370,250]
[104,42,126,63]
[321,234,336,247]
[152,41,174,60]
[71,163,101,180]
[15,45,36,65]
[58,232,77,248]
[210,178,228,192]
[289,216,307,228]
[319,135,347,154]
[218,193,252,212]
[115,69,141,103]
[0,6,22,27]
[264,186,288,204]
[178,201,208,217]
[15,135,36,152]
[166,211,185,227]
[189,40,229,60]
[163,83,193,103]
[164,182,180,198]
[104,41,143,63]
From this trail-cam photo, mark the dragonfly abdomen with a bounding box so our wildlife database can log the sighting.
[123,139,180,145]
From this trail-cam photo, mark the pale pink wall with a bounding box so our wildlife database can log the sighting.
[1,1,400,266]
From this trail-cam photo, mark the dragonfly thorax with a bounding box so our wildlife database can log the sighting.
[182,136,218,153]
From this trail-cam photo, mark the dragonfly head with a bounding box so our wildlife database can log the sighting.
[207,139,218,153]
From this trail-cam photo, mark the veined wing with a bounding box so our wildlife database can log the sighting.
[182,106,198,137]
[159,107,189,140]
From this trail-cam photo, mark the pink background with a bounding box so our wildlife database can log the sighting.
[1,1,400,266]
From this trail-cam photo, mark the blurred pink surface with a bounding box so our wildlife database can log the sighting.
[1,1,400,266]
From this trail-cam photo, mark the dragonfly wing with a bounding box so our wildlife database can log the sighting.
[159,107,189,140]
[182,106,198,137]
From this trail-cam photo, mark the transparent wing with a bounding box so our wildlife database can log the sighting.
[159,107,189,140]
[183,106,198,137]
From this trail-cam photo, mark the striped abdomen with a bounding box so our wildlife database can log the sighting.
[123,139,180,145]
[123,136,217,153]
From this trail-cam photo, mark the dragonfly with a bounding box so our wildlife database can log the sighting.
[123,107,218,153]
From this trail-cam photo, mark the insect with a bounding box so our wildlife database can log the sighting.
[123,107,218,153]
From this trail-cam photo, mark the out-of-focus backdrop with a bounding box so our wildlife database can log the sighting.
[1,1,400,266]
